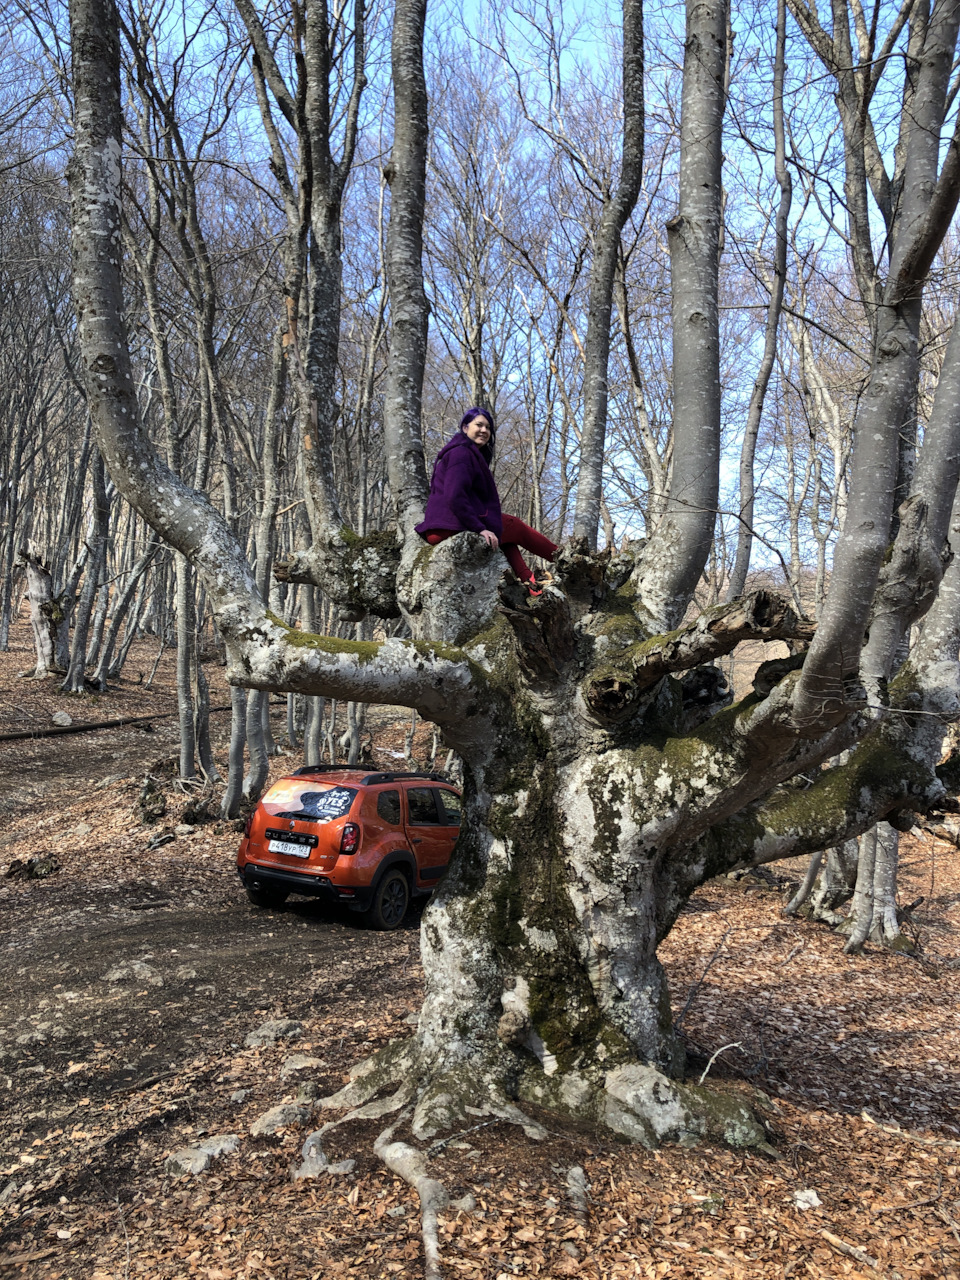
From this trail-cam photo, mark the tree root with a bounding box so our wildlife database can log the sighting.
[305,1035,778,1272]
[317,1035,774,1155]
[566,1165,590,1222]
[317,1037,420,1114]
[521,1060,774,1152]
[320,1039,548,1141]
[374,1111,448,1280]
[784,849,822,915]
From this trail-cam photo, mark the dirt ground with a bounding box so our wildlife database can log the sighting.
[0,618,959,1280]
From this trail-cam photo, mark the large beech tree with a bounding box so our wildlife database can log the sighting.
[70,0,960,1158]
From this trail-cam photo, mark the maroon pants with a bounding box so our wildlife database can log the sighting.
[423,514,557,583]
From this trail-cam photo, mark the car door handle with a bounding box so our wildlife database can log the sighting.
[412,838,423,843]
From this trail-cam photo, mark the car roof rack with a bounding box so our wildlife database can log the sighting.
[289,765,452,785]
[290,764,379,777]
[360,771,449,785]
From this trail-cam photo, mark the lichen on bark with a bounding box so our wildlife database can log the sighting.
[65,0,960,1159]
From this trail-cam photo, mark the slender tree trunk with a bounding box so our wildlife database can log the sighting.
[404,707,418,768]
[0,415,29,651]
[244,689,270,800]
[53,418,92,592]
[175,556,197,780]
[726,0,791,600]
[221,687,247,819]
[571,0,645,549]
[92,539,159,688]
[54,552,85,674]
[324,699,338,763]
[109,570,154,680]
[62,450,110,693]
[343,701,361,765]
[299,586,323,764]
[632,0,727,631]
[304,696,324,765]
[85,576,110,668]
[383,0,431,538]
[196,662,220,783]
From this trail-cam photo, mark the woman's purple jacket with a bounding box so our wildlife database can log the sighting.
[415,432,503,540]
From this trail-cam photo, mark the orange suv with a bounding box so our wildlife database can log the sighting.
[236,766,462,929]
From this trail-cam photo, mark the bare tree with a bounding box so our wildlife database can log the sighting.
[631,0,727,630]
[66,0,960,1189]
[725,0,792,600]
[569,0,644,549]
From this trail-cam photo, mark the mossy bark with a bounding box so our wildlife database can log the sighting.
[239,537,949,1149]
[67,0,960,1157]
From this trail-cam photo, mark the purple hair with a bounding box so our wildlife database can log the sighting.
[458,407,496,461]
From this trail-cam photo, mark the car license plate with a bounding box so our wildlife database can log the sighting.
[268,839,311,858]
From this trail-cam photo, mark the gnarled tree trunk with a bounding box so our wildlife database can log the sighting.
[66,0,960,1156]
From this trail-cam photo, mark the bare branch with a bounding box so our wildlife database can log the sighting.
[584,590,813,721]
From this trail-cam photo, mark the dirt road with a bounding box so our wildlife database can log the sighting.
[1,847,423,1185]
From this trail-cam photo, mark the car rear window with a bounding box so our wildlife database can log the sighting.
[261,781,357,823]
[377,790,402,825]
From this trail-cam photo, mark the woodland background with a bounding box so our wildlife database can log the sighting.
[0,0,919,756]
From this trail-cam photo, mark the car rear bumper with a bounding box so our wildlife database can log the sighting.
[239,864,374,908]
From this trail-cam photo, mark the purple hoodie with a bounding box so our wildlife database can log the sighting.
[415,432,503,540]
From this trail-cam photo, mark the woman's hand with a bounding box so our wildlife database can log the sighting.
[480,529,499,550]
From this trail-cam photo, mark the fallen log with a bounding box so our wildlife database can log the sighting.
[0,705,235,743]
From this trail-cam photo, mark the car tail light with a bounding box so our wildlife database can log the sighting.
[243,813,254,837]
[339,823,360,855]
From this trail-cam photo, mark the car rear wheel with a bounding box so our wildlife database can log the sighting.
[245,884,289,908]
[364,869,410,930]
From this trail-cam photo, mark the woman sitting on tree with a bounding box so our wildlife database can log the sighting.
[416,408,557,595]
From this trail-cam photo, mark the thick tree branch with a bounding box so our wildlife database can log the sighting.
[231,0,298,128]
[336,0,367,191]
[274,529,402,620]
[702,727,938,877]
[860,494,949,701]
[383,0,430,538]
[726,0,791,599]
[890,125,960,302]
[584,590,813,721]
[234,619,480,730]
[683,620,960,906]
[571,0,645,549]
[789,305,918,731]
[632,0,727,630]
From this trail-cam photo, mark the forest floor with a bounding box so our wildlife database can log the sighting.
[0,619,959,1280]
